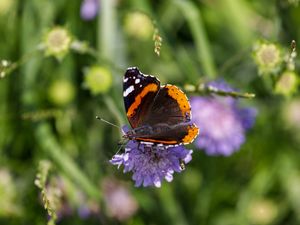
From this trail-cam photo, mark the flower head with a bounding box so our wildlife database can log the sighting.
[275,71,299,97]
[110,128,193,187]
[43,27,72,60]
[48,80,75,106]
[124,12,154,40]
[80,0,99,21]
[253,41,282,75]
[0,0,15,16]
[282,98,300,141]
[102,178,138,221]
[77,200,99,219]
[83,66,112,94]
[191,81,257,156]
[246,198,278,225]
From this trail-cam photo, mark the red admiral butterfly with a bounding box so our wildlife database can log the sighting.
[123,67,199,146]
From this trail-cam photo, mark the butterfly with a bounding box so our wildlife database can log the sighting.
[123,67,199,147]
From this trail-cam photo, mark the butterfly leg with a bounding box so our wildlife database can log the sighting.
[137,142,141,151]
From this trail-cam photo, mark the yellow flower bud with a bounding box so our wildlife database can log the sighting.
[253,41,282,75]
[44,27,72,60]
[124,12,154,40]
[83,66,112,94]
[275,71,298,97]
[48,80,75,106]
[247,198,278,225]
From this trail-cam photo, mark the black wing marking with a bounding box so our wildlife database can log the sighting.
[123,67,160,128]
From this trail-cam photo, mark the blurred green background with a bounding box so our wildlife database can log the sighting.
[1,0,300,224]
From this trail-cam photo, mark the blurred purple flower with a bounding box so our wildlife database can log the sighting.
[110,132,193,187]
[191,81,257,156]
[77,201,99,219]
[80,0,99,21]
[103,178,138,221]
[78,205,91,219]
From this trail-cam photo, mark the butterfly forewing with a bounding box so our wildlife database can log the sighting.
[123,67,160,128]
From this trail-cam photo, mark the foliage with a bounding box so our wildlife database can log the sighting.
[1,0,300,224]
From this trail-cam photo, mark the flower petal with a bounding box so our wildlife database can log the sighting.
[110,140,193,187]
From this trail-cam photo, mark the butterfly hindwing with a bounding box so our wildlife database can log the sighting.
[134,85,198,145]
[135,123,199,145]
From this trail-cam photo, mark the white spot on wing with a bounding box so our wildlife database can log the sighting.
[135,78,140,84]
[124,77,129,82]
[141,141,154,146]
[123,85,134,97]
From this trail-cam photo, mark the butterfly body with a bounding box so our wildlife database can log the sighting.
[123,67,199,147]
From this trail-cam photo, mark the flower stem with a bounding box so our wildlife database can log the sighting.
[35,122,101,201]
[157,185,188,225]
[217,0,255,46]
[103,96,125,126]
[98,0,116,60]
[103,96,125,139]
[0,48,42,79]
[184,83,256,99]
[175,0,217,78]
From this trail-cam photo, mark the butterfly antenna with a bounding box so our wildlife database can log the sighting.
[96,116,121,129]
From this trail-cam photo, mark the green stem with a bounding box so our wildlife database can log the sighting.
[98,0,116,60]
[219,47,250,75]
[217,0,254,46]
[103,96,125,139]
[157,186,188,225]
[184,83,255,99]
[35,123,101,201]
[0,48,42,79]
[103,96,125,126]
[175,0,217,78]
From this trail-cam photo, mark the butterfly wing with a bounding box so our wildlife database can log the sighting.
[141,85,191,125]
[135,85,199,145]
[123,67,160,129]
[135,123,199,145]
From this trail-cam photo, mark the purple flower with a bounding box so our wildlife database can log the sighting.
[102,178,138,221]
[80,0,99,21]
[78,205,92,219]
[76,194,100,219]
[110,136,193,187]
[191,81,257,156]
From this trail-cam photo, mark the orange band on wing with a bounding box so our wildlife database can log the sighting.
[182,124,199,144]
[127,83,159,118]
[165,85,191,119]
[135,138,178,144]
